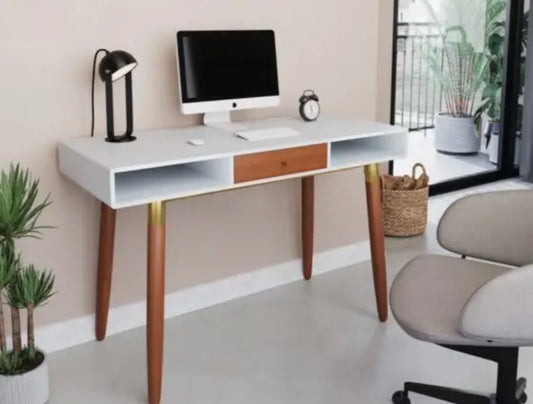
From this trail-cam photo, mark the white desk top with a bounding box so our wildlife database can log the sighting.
[59,115,407,208]
[60,116,405,173]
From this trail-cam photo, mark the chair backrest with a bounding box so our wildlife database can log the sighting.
[437,190,533,267]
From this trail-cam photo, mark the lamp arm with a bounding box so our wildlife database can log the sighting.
[91,48,109,137]
[125,72,133,136]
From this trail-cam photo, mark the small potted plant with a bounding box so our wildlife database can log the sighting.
[0,164,54,404]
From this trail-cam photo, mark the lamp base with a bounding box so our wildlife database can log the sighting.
[105,135,137,143]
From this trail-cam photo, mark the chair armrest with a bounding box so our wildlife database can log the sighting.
[460,265,533,343]
[437,190,533,266]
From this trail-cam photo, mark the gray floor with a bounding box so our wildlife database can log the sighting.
[394,130,496,184]
[48,181,533,404]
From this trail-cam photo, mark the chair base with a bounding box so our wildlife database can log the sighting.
[392,379,526,404]
[391,345,527,404]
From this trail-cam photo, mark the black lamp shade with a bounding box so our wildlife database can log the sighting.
[98,50,137,82]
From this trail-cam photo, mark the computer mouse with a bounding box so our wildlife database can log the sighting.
[187,139,205,146]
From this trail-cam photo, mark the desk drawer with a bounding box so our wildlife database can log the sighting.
[234,144,328,183]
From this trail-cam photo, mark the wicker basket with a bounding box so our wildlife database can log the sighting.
[382,163,429,237]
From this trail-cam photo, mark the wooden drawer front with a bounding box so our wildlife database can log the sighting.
[234,144,328,183]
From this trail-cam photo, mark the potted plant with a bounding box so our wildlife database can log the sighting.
[476,2,528,164]
[423,0,488,154]
[0,164,55,404]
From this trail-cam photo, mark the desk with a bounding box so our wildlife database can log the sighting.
[58,115,407,404]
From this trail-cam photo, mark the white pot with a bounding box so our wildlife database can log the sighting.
[488,133,499,164]
[435,114,481,154]
[488,135,521,166]
[0,353,49,404]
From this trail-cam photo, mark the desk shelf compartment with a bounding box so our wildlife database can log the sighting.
[113,157,233,208]
[329,132,408,169]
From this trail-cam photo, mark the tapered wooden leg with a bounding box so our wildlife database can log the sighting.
[364,164,388,322]
[302,176,315,280]
[96,203,117,341]
[147,202,166,404]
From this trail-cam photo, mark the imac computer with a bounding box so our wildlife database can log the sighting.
[176,30,282,133]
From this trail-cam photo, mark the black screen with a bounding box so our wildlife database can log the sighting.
[177,30,279,103]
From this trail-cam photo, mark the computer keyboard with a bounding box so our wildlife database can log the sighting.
[234,127,300,142]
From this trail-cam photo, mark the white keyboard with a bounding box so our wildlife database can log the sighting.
[234,127,300,142]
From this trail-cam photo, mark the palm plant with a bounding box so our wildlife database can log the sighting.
[427,27,488,117]
[0,163,53,375]
[7,266,55,351]
[0,250,20,354]
[0,163,51,353]
[422,0,488,118]
[0,164,52,247]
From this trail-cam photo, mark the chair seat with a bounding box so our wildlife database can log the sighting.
[390,254,510,346]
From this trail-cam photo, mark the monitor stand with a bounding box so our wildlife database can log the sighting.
[203,111,247,133]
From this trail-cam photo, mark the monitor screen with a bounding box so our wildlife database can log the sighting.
[177,30,279,104]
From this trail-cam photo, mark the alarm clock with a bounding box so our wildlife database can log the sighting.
[299,90,320,122]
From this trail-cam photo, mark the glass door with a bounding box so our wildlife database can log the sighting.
[390,0,527,194]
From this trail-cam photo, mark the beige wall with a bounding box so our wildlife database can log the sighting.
[377,0,395,123]
[0,0,393,327]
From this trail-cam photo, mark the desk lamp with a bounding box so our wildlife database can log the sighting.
[91,49,138,142]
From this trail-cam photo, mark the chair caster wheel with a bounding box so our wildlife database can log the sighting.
[392,391,411,404]
[520,393,527,403]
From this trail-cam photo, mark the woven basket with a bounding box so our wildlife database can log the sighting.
[382,163,429,237]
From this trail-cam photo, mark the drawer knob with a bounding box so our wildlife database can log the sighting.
[281,161,288,167]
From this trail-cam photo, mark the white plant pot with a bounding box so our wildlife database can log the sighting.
[489,133,499,164]
[435,114,481,154]
[489,136,521,165]
[0,353,49,404]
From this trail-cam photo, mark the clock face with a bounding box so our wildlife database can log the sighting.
[303,100,320,121]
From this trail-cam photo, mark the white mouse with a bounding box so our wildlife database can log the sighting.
[187,138,205,146]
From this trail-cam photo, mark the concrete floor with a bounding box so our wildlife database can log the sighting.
[47,181,533,404]
[394,130,496,184]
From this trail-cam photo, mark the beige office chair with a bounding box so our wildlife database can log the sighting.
[390,190,533,404]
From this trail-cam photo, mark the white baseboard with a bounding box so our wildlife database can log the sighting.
[35,240,370,353]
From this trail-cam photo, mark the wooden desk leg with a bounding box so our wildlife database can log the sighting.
[147,201,166,404]
[364,164,388,322]
[302,176,314,280]
[96,203,116,341]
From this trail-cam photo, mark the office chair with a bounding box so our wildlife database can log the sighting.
[390,190,533,404]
